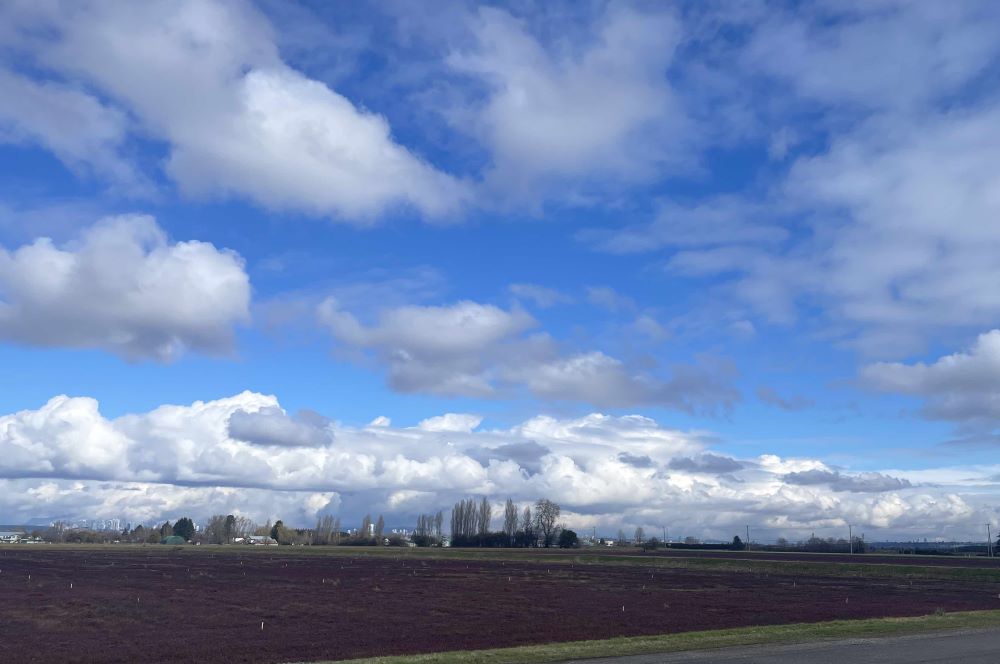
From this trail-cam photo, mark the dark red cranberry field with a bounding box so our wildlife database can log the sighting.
[1,548,998,663]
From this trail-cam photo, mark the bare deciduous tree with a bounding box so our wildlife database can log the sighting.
[634,526,645,545]
[204,515,228,544]
[314,515,335,545]
[534,499,560,547]
[503,498,518,546]
[451,498,483,539]
[521,506,533,546]
[477,497,492,536]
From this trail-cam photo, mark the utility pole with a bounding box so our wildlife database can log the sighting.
[849,524,853,554]
[746,525,751,551]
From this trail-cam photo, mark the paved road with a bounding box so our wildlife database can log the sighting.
[563,629,1000,663]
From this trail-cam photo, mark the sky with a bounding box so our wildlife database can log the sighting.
[0,0,998,541]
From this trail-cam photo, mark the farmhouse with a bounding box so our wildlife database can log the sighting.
[0,531,24,543]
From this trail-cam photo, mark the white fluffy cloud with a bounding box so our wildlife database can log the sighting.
[1,0,466,221]
[863,330,1000,427]
[0,215,249,360]
[417,413,483,433]
[447,5,689,199]
[318,298,739,411]
[319,299,537,397]
[0,390,994,539]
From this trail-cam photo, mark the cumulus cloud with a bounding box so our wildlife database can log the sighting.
[617,452,655,469]
[0,391,993,538]
[447,5,690,199]
[783,469,912,493]
[227,406,332,447]
[522,351,739,413]
[0,478,335,529]
[318,298,537,397]
[1,0,466,221]
[470,441,551,476]
[318,298,739,412]
[862,330,1000,427]
[0,215,249,360]
[668,453,743,474]
[417,413,483,433]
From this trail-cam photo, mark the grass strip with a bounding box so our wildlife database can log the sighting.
[312,610,1000,664]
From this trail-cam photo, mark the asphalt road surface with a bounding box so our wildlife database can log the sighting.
[565,629,1000,663]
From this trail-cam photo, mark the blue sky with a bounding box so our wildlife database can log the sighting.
[0,0,998,540]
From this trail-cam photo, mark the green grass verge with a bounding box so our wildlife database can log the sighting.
[309,610,1000,664]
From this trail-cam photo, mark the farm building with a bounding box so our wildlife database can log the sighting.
[0,531,24,543]
[248,535,278,545]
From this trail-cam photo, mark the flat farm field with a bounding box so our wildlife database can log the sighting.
[2,547,999,663]
[622,548,1000,568]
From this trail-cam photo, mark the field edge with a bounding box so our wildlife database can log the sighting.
[307,610,1000,664]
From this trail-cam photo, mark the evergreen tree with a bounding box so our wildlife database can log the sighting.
[173,517,195,541]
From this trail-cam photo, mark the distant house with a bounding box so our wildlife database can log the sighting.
[248,535,278,546]
[0,531,24,543]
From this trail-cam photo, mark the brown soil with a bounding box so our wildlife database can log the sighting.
[1,548,998,663]
[619,548,1000,568]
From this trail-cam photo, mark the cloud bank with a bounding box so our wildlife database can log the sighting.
[0,391,994,539]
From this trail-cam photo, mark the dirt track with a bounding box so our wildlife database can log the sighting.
[1,548,998,663]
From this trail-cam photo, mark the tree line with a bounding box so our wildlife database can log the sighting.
[450,497,567,547]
